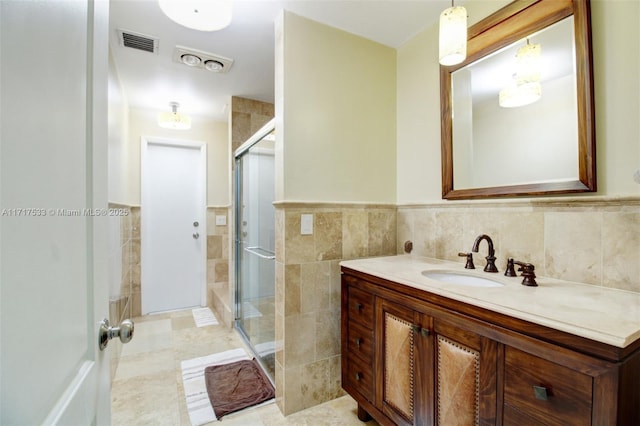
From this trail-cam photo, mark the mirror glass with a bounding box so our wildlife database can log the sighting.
[441,0,595,199]
[452,17,577,189]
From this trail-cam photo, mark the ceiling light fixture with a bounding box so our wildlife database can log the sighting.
[158,102,191,130]
[158,0,232,32]
[439,0,467,66]
[181,53,202,67]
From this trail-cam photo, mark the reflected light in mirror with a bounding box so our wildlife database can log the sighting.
[516,41,542,84]
[499,81,542,108]
[439,5,467,66]
[499,40,542,108]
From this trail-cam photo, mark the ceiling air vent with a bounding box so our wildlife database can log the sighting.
[117,29,159,54]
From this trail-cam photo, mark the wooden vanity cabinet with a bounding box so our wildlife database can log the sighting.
[341,267,640,425]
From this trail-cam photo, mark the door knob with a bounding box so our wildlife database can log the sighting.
[99,318,134,351]
[193,232,200,239]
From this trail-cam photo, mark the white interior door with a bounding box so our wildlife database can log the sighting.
[141,138,206,314]
[0,0,111,424]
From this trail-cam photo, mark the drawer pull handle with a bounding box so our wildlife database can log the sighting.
[356,303,363,311]
[355,372,362,381]
[355,337,362,347]
[533,385,549,401]
[411,325,421,334]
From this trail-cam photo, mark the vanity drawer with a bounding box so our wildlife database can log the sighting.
[503,346,592,426]
[347,286,374,328]
[347,320,374,363]
[345,352,374,402]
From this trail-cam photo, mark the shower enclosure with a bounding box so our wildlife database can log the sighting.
[234,120,276,379]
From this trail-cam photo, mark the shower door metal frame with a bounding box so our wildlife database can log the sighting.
[233,118,276,380]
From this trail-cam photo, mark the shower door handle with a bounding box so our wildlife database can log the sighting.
[244,246,276,260]
[193,232,200,239]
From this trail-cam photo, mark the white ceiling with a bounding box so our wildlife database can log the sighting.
[109,0,451,122]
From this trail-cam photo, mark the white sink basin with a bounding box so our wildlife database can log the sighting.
[422,270,504,288]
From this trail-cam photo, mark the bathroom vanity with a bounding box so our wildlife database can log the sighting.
[340,256,640,425]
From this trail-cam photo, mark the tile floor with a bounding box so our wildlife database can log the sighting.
[111,308,380,425]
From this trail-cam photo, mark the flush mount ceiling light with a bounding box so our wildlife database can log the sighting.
[158,102,191,130]
[158,0,232,32]
[439,1,467,66]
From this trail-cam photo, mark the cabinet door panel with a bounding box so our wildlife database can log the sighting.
[434,316,497,425]
[436,335,480,426]
[378,300,416,425]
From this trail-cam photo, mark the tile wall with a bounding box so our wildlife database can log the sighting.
[231,96,275,153]
[274,203,397,415]
[108,203,136,379]
[397,197,640,293]
[207,207,232,326]
[129,207,142,316]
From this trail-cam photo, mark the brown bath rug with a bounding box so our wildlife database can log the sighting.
[204,357,275,419]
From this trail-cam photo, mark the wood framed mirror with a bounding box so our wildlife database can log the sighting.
[440,0,595,199]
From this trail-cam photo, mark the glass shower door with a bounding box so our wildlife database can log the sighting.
[235,127,276,379]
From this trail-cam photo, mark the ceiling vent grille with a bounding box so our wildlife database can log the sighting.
[117,29,159,54]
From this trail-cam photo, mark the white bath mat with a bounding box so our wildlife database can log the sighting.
[181,348,249,425]
[192,307,219,327]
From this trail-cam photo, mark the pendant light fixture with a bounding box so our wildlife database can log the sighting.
[439,1,467,66]
[499,39,542,108]
[158,102,191,130]
[158,0,232,32]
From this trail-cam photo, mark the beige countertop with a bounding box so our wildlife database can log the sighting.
[340,255,640,348]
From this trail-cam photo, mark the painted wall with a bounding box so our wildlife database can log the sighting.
[126,108,229,206]
[108,51,131,205]
[397,0,640,203]
[276,11,397,203]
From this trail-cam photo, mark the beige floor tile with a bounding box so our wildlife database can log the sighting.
[172,314,196,330]
[114,347,175,381]
[112,309,378,426]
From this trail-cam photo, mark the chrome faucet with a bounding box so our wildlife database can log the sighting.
[471,234,498,273]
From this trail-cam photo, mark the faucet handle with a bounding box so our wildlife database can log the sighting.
[504,258,518,277]
[458,252,475,269]
[513,260,537,287]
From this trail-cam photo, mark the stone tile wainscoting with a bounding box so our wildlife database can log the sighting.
[107,203,136,379]
[273,203,397,415]
[207,206,232,326]
[113,205,231,325]
[397,197,640,293]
